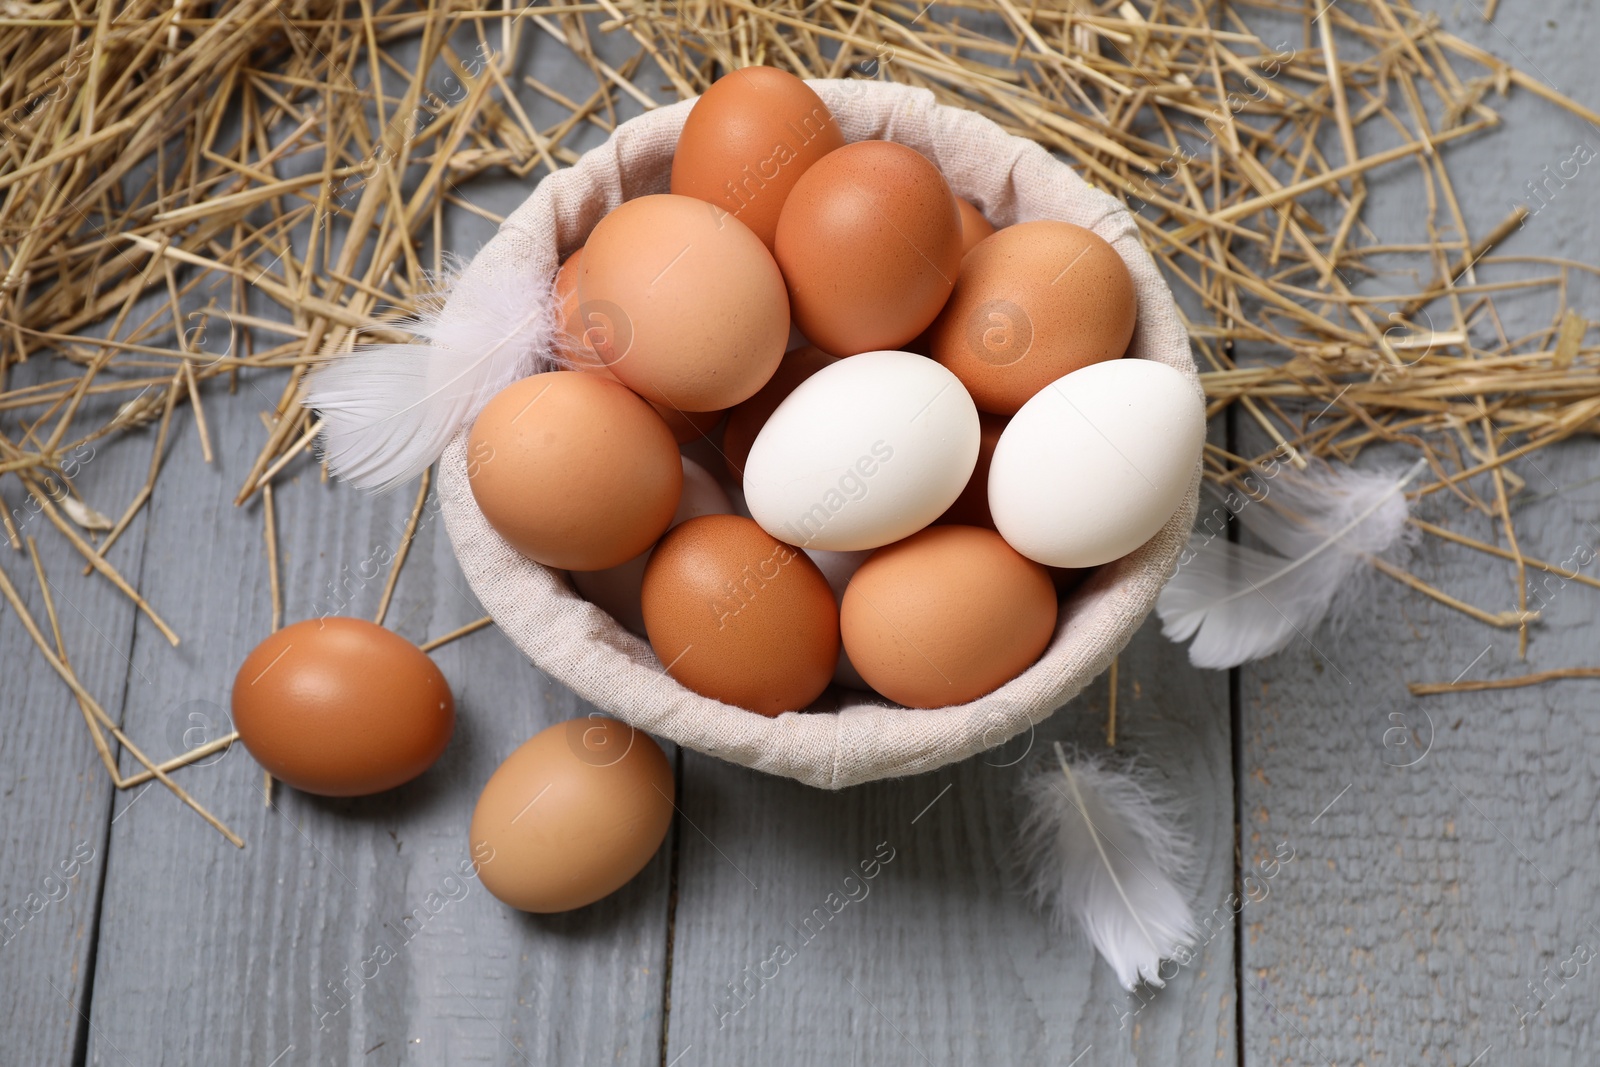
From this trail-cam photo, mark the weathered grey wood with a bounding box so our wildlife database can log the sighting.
[78,358,674,1064]
[1236,6,1600,1065]
[77,41,681,1054]
[663,614,1236,1066]
[0,355,166,1066]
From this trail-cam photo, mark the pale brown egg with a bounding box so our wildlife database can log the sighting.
[641,514,839,716]
[468,371,682,571]
[934,411,1007,529]
[955,196,996,255]
[841,525,1057,708]
[721,344,837,480]
[671,65,846,250]
[579,193,789,412]
[232,617,453,796]
[556,247,726,443]
[471,717,674,913]
[928,220,1137,415]
[773,141,963,355]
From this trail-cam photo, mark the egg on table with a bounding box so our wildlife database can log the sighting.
[232,617,454,796]
[471,716,674,913]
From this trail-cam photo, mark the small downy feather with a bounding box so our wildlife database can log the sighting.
[1018,743,1197,990]
[305,259,559,492]
[1156,458,1426,670]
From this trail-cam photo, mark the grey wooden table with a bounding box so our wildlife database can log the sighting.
[6,3,1600,1065]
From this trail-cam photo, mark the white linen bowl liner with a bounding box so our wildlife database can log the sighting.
[436,79,1201,789]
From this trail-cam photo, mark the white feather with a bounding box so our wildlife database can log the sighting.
[1018,744,1197,990]
[304,259,558,492]
[1156,458,1426,669]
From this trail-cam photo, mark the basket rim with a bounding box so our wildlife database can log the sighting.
[435,78,1202,788]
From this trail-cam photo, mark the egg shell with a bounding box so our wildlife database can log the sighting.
[955,196,996,255]
[988,359,1204,568]
[470,717,673,913]
[641,515,840,716]
[743,350,980,551]
[579,193,789,412]
[773,141,962,355]
[572,457,734,634]
[928,221,1137,415]
[232,618,454,797]
[557,247,726,443]
[841,526,1057,708]
[934,410,1007,529]
[670,65,845,250]
[721,344,838,480]
[802,547,873,690]
[468,371,683,571]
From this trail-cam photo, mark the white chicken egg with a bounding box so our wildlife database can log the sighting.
[988,359,1203,568]
[743,351,979,551]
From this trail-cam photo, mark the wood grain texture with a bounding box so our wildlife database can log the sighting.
[663,616,1235,1067]
[1235,5,1600,1064]
[78,220,673,1063]
[0,355,160,1067]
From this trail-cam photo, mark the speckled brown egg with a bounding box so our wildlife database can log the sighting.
[955,196,996,255]
[232,617,454,796]
[721,344,838,480]
[935,411,1007,529]
[471,717,673,913]
[928,220,1137,415]
[641,514,839,716]
[841,525,1057,708]
[468,371,682,571]
[579,193,789,412]
[671,65,845,250]
[774,141,963,355]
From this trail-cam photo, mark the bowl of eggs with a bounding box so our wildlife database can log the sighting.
[432,70,1203,790]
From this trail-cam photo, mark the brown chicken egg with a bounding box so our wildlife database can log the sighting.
[641,514,840,716]
[841,526,1057,708]
[928,220,1137,415]
[471,716,674,913]
[671,65,846,250]
[934,411,1007,529]
[774,141,963,355]
[554,248,726,443]
[721,344,838,480]
[579,193,789,412]
[468,371,682,571]
[955,196,996,255]
[232,618,454,796]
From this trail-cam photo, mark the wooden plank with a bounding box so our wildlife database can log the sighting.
[79,255,672,1065]
[0,355,162,1066]
[664,615,1236,1066]
[1236,8,1600,1064]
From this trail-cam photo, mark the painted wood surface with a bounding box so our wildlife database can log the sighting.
[1235,4,1600,1066]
